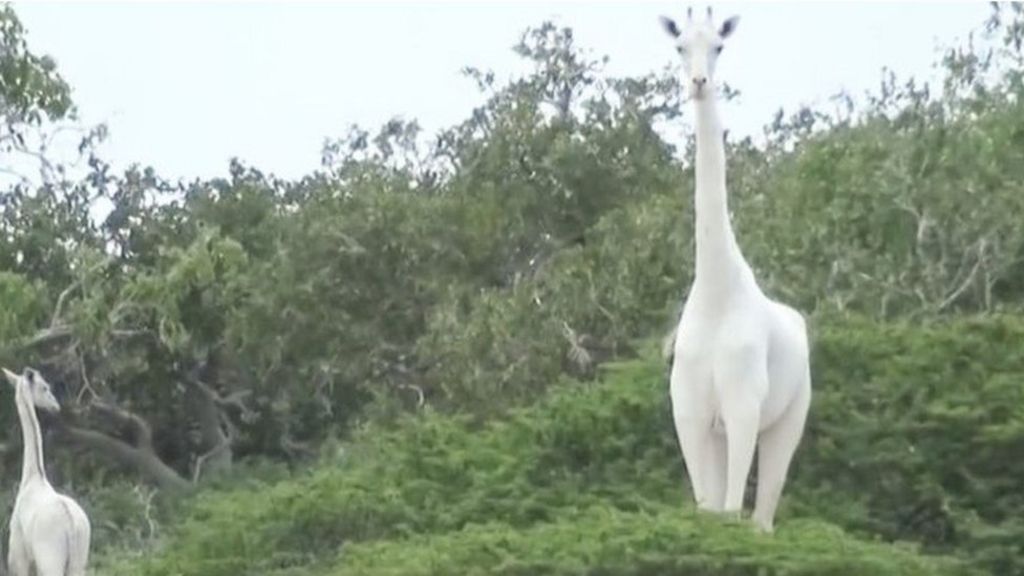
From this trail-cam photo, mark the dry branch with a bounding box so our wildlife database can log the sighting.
[60,413,189,493]
[182,368,255,481]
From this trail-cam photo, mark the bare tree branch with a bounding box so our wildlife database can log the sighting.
[132,485,158,539]
[280,432,315,460]
[181,365,255,481]
[50,257,115,330]
[60,422,189,492]
[562,320,593,372]
[398,383,425,409]
[937,239,987,312]
[73,344,96,404]
[88,399,156,448]
[191,434,233,484]
[21,324,73,349]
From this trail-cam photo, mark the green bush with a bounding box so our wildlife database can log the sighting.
[99,315,1024,576]
[792,315,1024,572]
[333,509,971,576]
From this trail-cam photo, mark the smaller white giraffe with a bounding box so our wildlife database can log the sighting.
[4,367,90,576]
[660,7,812,533]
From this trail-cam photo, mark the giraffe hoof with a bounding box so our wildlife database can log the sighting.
[697,507,742,523]
[722,510,743,523]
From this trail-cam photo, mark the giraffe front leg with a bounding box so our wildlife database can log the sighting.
[672,410,714,510]
[701,428,728,512]
[721,398,759,514]
[8,529,30,576]
[716,351,767,516]
[670,360,718,511]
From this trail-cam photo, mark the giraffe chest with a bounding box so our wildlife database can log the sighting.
[677,299,750,351]
[673,291,771,384]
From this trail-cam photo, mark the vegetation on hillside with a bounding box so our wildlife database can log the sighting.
[0,3,1020,575]
[99,317,1020,575]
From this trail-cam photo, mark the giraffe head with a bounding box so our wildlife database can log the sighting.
[3,367,60,413]
[660,7,739,100]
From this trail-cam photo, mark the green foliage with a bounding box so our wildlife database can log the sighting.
[8,5,1024,473]
[0,4,73,125]
[333,511,967,576]
[0,271,45,344]
[1,4,1024,576]
[97,316,1024,576]
[74,481,163,553]
[793,315,1024,572]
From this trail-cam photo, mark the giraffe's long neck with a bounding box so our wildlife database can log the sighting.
[14,384,48,487]
[692,92,748,292]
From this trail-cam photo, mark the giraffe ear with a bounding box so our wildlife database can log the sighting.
[719,16,739,38]
[660,16,680,38]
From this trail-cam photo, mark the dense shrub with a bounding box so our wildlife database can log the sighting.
[333,510,971,576]
[793,315,1024,573]
[99,316,1023,575]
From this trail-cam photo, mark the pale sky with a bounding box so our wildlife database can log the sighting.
[14,1,989,183]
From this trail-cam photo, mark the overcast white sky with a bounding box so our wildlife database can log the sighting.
[14,1,989,183]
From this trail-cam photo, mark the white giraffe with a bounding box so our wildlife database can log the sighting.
[660,8,811,533]
[4,367,90,576]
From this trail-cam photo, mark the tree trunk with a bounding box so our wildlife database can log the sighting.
[58,399,191,493]
[187,360,233,481]
[61,424,190,493]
